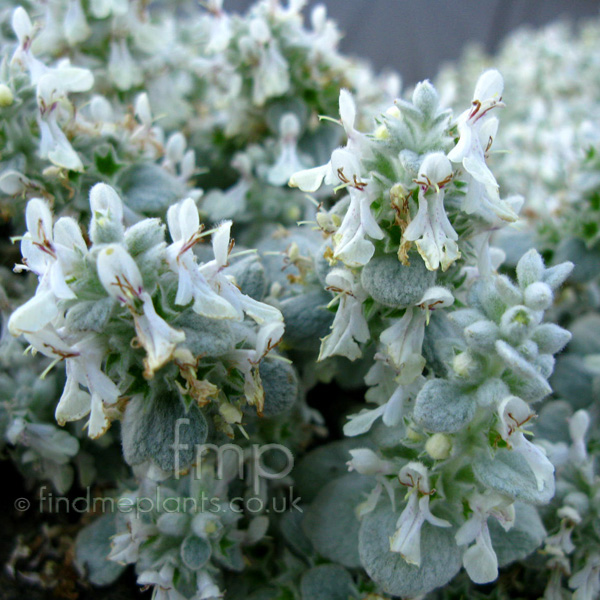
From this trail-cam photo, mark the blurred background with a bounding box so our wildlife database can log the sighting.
[224,0,600,85]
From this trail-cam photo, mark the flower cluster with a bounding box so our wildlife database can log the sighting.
[1,2,598,600]
[285,69,578,598]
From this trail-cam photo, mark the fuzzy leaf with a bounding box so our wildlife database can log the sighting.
[359,505,461,598]
[121,390,208,472]
[259,358,299,417]
[473,448,554,505]
[361,254,436,308]
[490,503,546,567]
[280,291,334,352]
[181,535,211,570]
[75,514,125,586]
[302,473,374,568]
[300,565,357,600]
[414,379,476,433]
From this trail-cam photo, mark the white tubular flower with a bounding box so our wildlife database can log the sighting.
[36,64,94,171]
[137,564,188,600]
[109,500,158,564]
[199,220,284,327]
[38,115,84,172]
[196,571,223,599]
[89,0,128,18]
[249,18,290,106]
[318,267,369,361]
[380,286,454,383]
[404,153,460,271]
[344,361,425,436]
[166,198,238,320]
[9,199,86,336]
[23,326,119,438]
[266,113,308,186]
[162,133,196,183]
[288,89,366,192]
[569,554,600,600]
[108,38,143,91]
[462,230,507,282]
[496,396,555,494]
[203,0,232,54]
[330,150,383,267]
[97,244,185,378]
[347,448,394,476]
[348,448,397,519]
[455,491,515,584]
[390,462,450,566]
[546,506,582,555]
[447,69,518,223]
[10,7,47,83]
[337,88,367,152]
[64,0,91,46]
[568,410,590,465]
[227,321,285,416]
[343,404,386,437]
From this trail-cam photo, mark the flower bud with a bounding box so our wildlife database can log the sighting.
[425,433,452,460]
[524,282,553,311]
[0,84,14,107]
[89,183,125,244]
[347,448,391,475]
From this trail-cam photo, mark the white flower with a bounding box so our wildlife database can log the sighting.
[90,0,128,19]
[199,220,284,327]
[404,153,460,271]
[568,410,590,465]
[166,198,239,319]
[390,462,450,565]
[343,361,424,436]
[462,231,507,282]
[380,286,454,383]
[448,69,518,223]
[129,93,163,157]
[64,0,91,46]
[35,63,94,171]
[288,89,367,192]
[348,448,396,519]
[202,0,232,55]
[569,554,600,600]
[248,20,290,106]
[97,244,185,377]
[10,7,47,84]
[545,506,581,555]
[226,321,285,416]
[347,448,394,476]
[9,198,86,336]
[109,38,143,91]
[455,491,515,584]
[329,150,383,267]
[138,563,188,600]
[22,326,119,438]
[266,113,309,186]
[109,500,158,564]
[318,267,369,361]
[38,115,84,171]
[307,4,341,56]
[195,571,223,599]
[496,396,555,494]
[163,133,196,183]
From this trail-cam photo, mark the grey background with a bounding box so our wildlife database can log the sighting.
[224,0,600,85]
